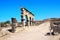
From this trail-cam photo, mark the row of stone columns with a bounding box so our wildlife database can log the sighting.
[21,7,34,27]
[21,14,34,26]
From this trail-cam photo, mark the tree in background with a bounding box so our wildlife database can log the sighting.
[1,20,10,27]
[1,22,4,27]
[4,20,10,24]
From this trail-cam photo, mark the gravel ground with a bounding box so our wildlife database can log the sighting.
[0,22,60,40]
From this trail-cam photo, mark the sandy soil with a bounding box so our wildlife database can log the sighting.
[0,21,60,40]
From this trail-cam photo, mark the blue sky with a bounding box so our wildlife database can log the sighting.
[0,0,60,22]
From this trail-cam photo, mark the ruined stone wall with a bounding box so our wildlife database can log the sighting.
[11,18,18,27]
[21,7,34,26]
[50,19,60,33]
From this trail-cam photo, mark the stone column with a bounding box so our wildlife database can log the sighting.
[0,23,1,32]
[11,18,17,33]
[26,19,29,26]
[21,14,24,26]
[31,18,34,26]
[0,23,1,27]
[28,18,30,26]
[30,17,31,26]
[30,17,34,26]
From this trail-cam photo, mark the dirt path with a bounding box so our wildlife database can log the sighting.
[0,22,60,40]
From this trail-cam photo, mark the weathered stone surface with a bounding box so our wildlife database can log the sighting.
[11,18,18,33]
[21,7,34,26]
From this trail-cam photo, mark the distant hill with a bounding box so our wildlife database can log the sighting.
[34,18,60,26]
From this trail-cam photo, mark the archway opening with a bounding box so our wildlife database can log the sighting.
[24,15,28,26]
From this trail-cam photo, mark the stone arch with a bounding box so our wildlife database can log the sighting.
[21,7,34,27]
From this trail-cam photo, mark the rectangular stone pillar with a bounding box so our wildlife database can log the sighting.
[31,18,34,26]
[26,20,29,26]
[21,14,25,27]
[0,23,1,32]
[28,20,30,26]
[21,18,25,26]
[11,18,16,33]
